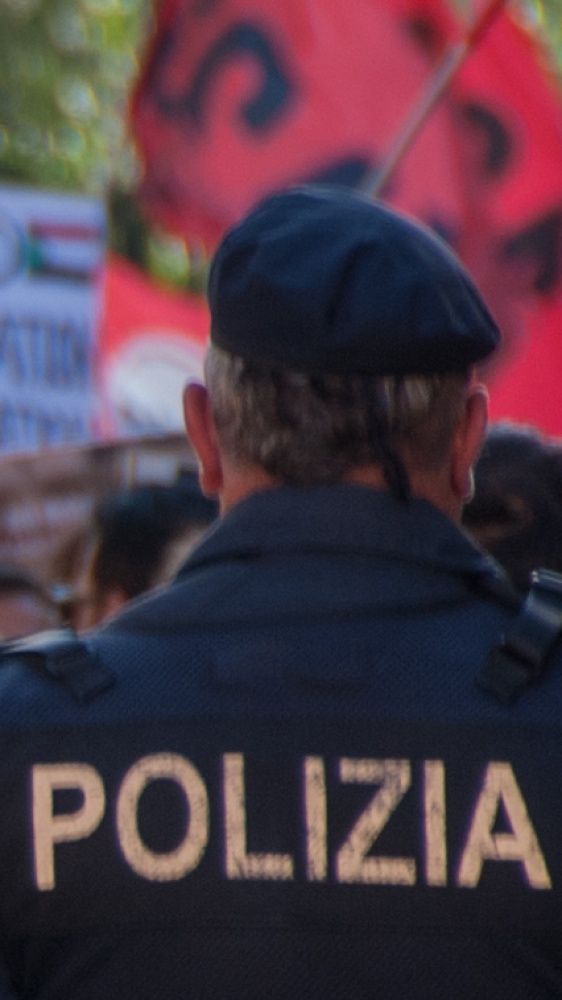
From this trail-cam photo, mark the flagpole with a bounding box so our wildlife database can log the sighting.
[361,0,507,200]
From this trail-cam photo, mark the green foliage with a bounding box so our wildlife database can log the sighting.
[524,1,562,66]
[0,0,150,193]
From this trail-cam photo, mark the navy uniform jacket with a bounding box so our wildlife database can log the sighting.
[1,484,562,999]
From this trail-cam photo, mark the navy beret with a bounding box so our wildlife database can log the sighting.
[208,186,501,376]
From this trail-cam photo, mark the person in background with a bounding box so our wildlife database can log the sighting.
[1,187,562,999]
[463,421,562,593]
[71,473,218,631]
[0,564,61,641]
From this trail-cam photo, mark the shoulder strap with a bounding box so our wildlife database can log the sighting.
[477,568,562,705]
[0,628,115,705]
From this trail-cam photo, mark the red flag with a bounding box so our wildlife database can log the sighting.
[132,0,562,433]
[100,253,209,438]
[449,10,562,433]
[132,0,464,243]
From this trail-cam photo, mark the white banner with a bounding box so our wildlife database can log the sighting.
[0,183,105,453]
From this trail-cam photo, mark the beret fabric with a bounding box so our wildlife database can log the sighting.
[208,186,501,376]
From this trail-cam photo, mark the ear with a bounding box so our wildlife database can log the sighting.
[451,383,489,501]
[183,382,224,497]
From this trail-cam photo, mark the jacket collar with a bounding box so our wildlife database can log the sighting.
[178,484,506,585]
[106,484,518,636]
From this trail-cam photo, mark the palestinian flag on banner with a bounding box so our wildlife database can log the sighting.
[27,222,104,282]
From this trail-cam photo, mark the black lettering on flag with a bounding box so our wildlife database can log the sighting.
[308,157,373,190]
[155,21,296,134]
[456,101,513,178]
[404,15,446,59]
[503,210,562,295]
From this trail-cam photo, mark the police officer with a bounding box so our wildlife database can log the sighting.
[1,186,562,999]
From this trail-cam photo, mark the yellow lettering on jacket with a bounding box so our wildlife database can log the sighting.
[116,753,208,881]
[424,760,447,887]
[457,762,551,889]
[336,758,415,885]
[303,756,328,881]
[223,753,294,880]
[32,762,105,891]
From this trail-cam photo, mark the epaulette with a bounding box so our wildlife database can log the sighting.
[478,568,562,705]
[0,628,115,705]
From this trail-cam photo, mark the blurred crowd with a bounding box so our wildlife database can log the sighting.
[0,471,217,642]
[463,420,562,594]
[0,418,558,647]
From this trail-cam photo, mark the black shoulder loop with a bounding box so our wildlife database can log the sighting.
[478,569,562,706]
[0,628,115,705]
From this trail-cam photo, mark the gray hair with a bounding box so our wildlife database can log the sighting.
[204,345,469,488]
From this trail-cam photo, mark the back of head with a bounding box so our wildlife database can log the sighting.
[463,422,562,593]
[93,477,217,598]
[204,186,500,498]
[73,479,218,630]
